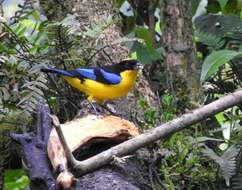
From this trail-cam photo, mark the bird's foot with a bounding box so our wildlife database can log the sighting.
[89,102,104,118]
[89,101,121,117]
[90,102,99,114]
[100,103,119,116]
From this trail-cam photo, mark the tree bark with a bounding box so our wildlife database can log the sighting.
[11,100,150,190]
[57,89,242,176]
[12,89,242,189]
[0,0,3,34]
[10,100,56,190]
[162,0,201,110]
[39,0,161,120]
[0,1,4,188]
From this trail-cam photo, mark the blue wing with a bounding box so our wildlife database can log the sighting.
[71,67,121,84]
[41,67,75,77]
[98,69,121,84]
[73,68,97,80]
[42,66,122,85]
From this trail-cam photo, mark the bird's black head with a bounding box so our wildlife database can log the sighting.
[102,59,142,74]
[117,59,143,71]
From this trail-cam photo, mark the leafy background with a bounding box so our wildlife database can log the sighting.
[0,0,242,189]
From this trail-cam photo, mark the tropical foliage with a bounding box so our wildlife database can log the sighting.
[0,0,242,189]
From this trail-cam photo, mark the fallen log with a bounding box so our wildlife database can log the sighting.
[53,89,242,177]
[10,89,242,189]
[11,100,148,190]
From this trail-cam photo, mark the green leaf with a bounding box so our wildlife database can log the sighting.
[29,46,38,54]
[19,19,36,29]
[196,136,224,143]
[131,41,164,64]
[192,0,202,15]
[115,0,125,8]
[4,169,29,190]
[84,15,116,39]
[1,87,10,101]
[30,9,41,21]
[17,27,27,37]
[207,1,220,13]
[215,112,226,124]
[222,0,240,14]
[195,31,225,50]
[134,26,154,48]
[162,94,173,106]
[131,52,137,59]
[13,19,36,37]
[155,21,161,34]
[218,0,229,10]
[200,50,242,82]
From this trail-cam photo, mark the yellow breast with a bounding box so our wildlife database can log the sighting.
[63,70,138,103]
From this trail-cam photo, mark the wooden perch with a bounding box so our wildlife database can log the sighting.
[10,99,56,190]
[10,100,146,190]
[48,115,139,188]
[10,89,242,189]
[51,89,242,177]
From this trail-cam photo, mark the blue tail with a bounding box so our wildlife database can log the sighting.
[41,67,74,77]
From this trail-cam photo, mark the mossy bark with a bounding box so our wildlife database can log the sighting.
[0,2,4,189]
[162,0,201,111]
[37,1,153,189]
[38,0,160,120]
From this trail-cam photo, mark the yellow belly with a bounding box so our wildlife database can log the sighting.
[63,70,137,104]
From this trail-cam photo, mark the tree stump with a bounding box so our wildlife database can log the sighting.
[10,100,150,190]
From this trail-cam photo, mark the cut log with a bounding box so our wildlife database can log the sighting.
[47,115,140,188]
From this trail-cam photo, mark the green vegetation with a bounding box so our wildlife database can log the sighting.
[1,0,242,189]
[3,169,29,190]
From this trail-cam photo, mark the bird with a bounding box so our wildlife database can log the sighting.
[41,60,143,112]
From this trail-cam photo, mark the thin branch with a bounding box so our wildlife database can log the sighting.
[51,89,242,176]
[50,115,79,167]
[86,45,109,65]
[47,74,81,110]
[3,23,32,57]
[102,49,114,64]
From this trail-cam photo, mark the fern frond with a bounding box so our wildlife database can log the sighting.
[28,63,47,75]
[18,72,47,113]
[84,15,118,39]
[231,174,242,190]
[46,24,75,50]
[202,145,241,186]
[221,145,240,186]
[202,145,222,163]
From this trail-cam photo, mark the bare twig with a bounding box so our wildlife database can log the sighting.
[86,45,109,66]
[3,23,32,57]
[51,89,242,176]
[102,49,114,64]
[47,74,80,111]
[50,115,79,167]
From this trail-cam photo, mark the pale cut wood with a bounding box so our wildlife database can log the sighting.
[51,89,242,177]
[49,115,139,153]
[47,115,139,188]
